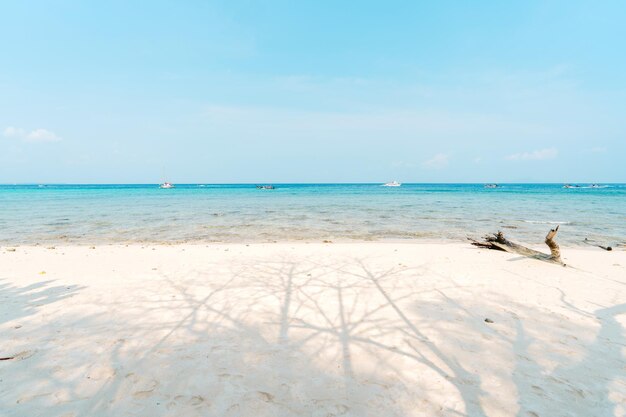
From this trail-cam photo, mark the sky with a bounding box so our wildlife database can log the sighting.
[1,0,625,183]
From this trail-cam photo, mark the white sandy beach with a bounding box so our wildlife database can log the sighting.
[1,243,625,417]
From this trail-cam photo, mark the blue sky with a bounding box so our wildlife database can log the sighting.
[1,0,625,183]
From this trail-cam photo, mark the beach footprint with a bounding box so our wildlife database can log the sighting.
[125,373,160,399]
[86,364,116,381]
[168,394,208,409]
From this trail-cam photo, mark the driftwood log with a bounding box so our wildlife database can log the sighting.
[469,225,564,265]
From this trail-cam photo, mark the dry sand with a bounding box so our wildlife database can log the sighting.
[0,243,625,417]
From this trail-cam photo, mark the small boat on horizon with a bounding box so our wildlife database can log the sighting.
[484,184,499,188]
[256,185,275,190]
[159,182,174,189]
[382,181,401,187]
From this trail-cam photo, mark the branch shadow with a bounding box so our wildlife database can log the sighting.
[0,279,83,326]
[1,253,624,417]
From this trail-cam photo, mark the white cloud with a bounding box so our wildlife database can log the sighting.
[589,146,607,153]
[26,128,61,142]
[506,148,558,161]
[2,127,26,137]
[2,126,62,142]
[422,153,449,169]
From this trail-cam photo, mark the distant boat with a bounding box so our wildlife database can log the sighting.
[563,184,580,189]
[484,184,499,188]
[256,185,275,190]
[382,181,401,187]
[159,182,174,189]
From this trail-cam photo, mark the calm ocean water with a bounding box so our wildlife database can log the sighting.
[1,184,625,246]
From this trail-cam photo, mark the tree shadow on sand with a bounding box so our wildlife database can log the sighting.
[0,280,83,326]
[1,254,624,417]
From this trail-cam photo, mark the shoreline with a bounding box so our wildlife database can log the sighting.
[2,239,623,250]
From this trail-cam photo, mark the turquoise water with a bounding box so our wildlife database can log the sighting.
[1,184,625,246]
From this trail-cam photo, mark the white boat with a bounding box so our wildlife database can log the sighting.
[159,182,174,189]
[484,184,498,188]
[382,181,401,187]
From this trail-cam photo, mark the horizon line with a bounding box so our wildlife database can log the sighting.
[1,182,623,186]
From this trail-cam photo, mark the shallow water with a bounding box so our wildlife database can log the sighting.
[1,183,625,245]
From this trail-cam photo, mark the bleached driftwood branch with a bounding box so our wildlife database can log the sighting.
[469,226,564,265]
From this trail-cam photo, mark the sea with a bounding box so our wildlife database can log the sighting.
[1,183,624,246]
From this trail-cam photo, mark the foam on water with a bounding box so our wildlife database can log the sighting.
[1,183,625,245]
[523,220,572,225]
